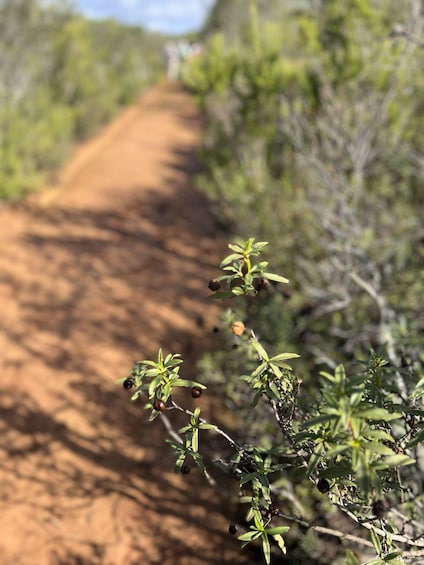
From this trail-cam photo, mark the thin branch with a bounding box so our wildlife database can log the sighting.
[170,400,239,449]
[335,502,424,549]
[276,510,373,549]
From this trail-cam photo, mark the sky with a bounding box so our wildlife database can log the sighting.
[75,0,215,35]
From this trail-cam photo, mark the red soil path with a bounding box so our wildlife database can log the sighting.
[0,83,248,565]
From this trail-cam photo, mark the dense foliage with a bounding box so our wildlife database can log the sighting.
[0,0,165,199]
[120,239,424,565]
[184,0,424,376]
[174,1,424,561]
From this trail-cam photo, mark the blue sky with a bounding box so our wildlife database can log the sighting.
[75,0,215,35]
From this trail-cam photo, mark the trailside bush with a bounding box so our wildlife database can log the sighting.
[183,0,424,378]
[178,5,424,558]
[119,238,424,564]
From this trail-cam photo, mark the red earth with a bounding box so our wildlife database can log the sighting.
[0,83,251,565]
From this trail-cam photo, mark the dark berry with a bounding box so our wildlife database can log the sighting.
[228,524,237,535]
[317,478,330,493]
[241,260,249,276]
[123,378,134,390]
[153,398,166,412]
[208,279,221,291]
[372,499,389,519]
[181,464,191,475]
[253,277,270,293]
[191,386,203,399]
[212,326,220,333]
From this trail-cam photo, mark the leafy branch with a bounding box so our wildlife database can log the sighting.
[118,238,424,564]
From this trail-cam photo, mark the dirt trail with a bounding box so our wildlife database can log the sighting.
[0,83,247,565]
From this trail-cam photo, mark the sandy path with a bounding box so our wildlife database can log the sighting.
[0,83,247,565]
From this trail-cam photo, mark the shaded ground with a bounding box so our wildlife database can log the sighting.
[0,83,249,565]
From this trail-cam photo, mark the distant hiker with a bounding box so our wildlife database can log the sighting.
[164,41,179,81]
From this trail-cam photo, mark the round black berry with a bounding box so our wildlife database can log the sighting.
[317,478,330,494]
[208,279,221,291]
[372,499,389,519]
[181,464,191,475]
[123,378,134,390]
[191,386,203,399]
[253,277,270,293]
[228,524,237,535]
[153,398,166,412]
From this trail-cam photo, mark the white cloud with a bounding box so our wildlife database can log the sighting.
[75,0,214,34]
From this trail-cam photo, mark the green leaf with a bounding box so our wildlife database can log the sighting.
[238,530,262,542]
[240,472,259,485]
[268,363,282,378]
[262,272,289,284]
[306,450,321,476]
[251,362,268,378]
[251,339,269,361]
[192,429,199,452]
[130,390,143,401]
[271,352,300,361]
[324,444,351,458]
[251,241,269,252]
[384,551,404,561]
[303,413,338,428]
[365,430,395,443]
[228,243,244,253]
[360,441,394,456]
[220,252,243,267]
[198,423,217,430]
[172,379,206,389]
[273,533,287,555]
[262,533,271,565]
[266,526,290,535]
[268,381,281,401]
[320,370,336,382]
[334,364,346,383]
[370,527,382,554]
[231,286,246,296]
[355,407,401,421]
[379,454,415,467]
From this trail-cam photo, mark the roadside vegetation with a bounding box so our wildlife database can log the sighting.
[0,0,165,199]
[183,0,424,380]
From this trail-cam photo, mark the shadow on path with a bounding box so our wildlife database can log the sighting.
[0,84,248,565]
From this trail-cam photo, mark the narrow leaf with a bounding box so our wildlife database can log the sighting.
[262,272,289,284]
[380,454,415,467]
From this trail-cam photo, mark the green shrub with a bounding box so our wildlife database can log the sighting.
[119,239,424,564]
[183,0,424,378]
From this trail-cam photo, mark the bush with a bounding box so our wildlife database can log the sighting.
[182,0,424,378]
[119,238,424,564]
[0,0,165,200]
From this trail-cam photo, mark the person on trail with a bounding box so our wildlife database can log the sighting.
[164,41,179,81]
